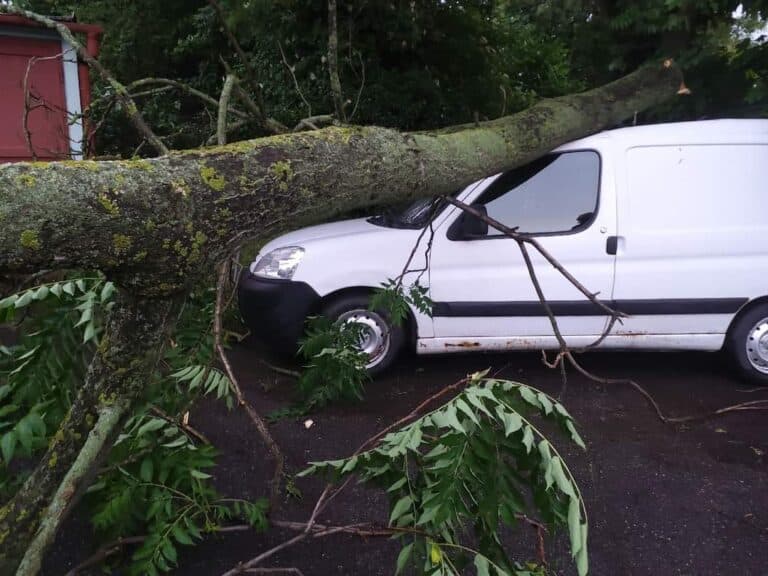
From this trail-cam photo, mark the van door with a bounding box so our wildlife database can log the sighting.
[427,148,616,347]
[610,143,768,343]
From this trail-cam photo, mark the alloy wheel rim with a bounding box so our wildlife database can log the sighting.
[745,317,768,375]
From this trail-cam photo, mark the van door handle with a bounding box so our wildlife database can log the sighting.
[606,236,618,255]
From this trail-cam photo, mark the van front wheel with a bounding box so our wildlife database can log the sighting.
[727,304,768,385]
[322,294,405,376]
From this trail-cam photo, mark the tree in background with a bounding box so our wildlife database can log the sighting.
[19,0,768,158]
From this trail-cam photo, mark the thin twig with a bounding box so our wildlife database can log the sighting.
[348,52,366,122]
[149,404,210,444]
[278,41,312,119]
[124,77,248,118]
[208,0,269,126]
[219,58,289,134]
[63,535,147,576]
[222,533,307,576]
[218,74,237,146]
[327,0,346,122]
[215,261,285,508]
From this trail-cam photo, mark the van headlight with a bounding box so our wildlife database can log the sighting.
[251,247,305,280]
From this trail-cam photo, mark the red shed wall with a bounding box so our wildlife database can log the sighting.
[0,33,70,161]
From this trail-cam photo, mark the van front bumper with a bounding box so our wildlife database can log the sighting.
[238,272,320,355]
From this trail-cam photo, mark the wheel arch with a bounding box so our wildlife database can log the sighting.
[319,285,419,350]
[724,295,768,348]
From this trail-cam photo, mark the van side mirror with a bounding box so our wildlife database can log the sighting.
[448,205,489,240]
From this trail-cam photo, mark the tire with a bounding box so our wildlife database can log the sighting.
[321,293,405,376]
[726,303,768,385]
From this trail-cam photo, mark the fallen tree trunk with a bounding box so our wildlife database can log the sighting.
[0,62,681,292]
[0,60,682,575]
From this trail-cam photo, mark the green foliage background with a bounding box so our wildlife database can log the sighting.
[19,0,767,156]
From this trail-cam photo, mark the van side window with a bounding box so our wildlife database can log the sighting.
[475,150,600,235]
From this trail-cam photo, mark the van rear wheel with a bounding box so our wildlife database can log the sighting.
[727,304,768,385]
[321,294,405,376]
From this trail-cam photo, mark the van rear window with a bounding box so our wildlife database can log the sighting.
[476,150,600,235]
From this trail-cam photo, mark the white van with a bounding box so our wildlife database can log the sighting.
[239,119,768,382]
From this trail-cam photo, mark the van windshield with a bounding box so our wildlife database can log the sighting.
[368,197,450,230]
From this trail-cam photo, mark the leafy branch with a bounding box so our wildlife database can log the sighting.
[300,371,588,576]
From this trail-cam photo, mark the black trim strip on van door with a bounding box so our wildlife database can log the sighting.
[431,298,748,318]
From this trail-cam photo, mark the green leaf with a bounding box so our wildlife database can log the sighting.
[396,542,414,575]
[14,291,33,309]
[140,458,154,482]
[389,495,413,525]
[415,503,439,526]
[568,496,582,556]
[341,455,358,473]
[136,418,165,436]
[75,307,93,327]
[566,420,586,450]
[50,283,63,297]
[554,402,573,419]
[387,477,408,493]
[495,407,522,436]
[161,436,188,449]
[26,412,46,436]
[537,392,553,415]
[1,431,16,463]
[443,404,466,434]
[62,281,75,296]
[16,418,33,450]
[474,554,491,576]
[518,386,541,408]
[539,442,554,489]
[34,285,49,300]
[521,426,534,453]
[82,323,96,343]
[465,388,495,419]
[101,281,116,302]
[75,279,87,293]
[576,522,589,576]
[0,404,19,418]
[551,457,575,498]
[172,523,194,545]
[161,539,178,564]
[455,398,480,425]
[190,469,212,479]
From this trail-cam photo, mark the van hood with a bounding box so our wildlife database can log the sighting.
[259,217,389,253]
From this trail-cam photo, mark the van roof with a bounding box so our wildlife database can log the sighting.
[559,118,768,150]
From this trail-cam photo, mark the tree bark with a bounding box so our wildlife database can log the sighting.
[0,62,682,294]
[0,294,175,576]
